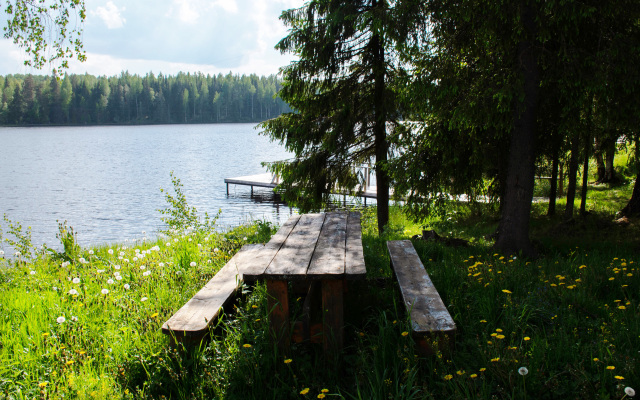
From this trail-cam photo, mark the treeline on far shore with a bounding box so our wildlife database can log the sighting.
[0,72,291,126]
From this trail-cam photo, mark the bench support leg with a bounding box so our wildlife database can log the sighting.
[322,279,344,358]
[266,280,290,354]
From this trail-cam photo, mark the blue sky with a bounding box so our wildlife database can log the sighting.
[0,0,303,77]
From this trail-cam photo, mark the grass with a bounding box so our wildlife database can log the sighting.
[0,164,639,399]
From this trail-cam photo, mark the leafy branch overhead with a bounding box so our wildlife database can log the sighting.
[3,0,86,74]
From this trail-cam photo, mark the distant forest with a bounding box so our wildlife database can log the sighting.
[0,72,291,125]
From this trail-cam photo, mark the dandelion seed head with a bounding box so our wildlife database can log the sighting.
[30,270,36,275]
[88,250,94,255]
[116,275,123,281]
[101,288,109,295]
[625,387,635,397]
[56,316,66,324]
[108,249,114,255]
[143,271,151,276]
[68,289,78,295]
[518,367,529,376]
[190,261,196,267]
[124,284,130,290]
[141,297,148,302]
[107,279,114,284]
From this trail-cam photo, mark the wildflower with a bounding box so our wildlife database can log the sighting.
[159,262,165,267]
[593,358,599,362]
[108,249,114,255]
[15,251,21,256]
[79,257,86,264]
[243,344,252,348]
[615,376,625,380]
[71,316,78,321]
[89,250,94,255]
[470,374,478,378]
[579,265,587,269]
[480,368,486,372]
[38,382,48,387]
[624,387,635,397]
[496,328,503,332]
[317,395,325,399]
[619,306,626,310]
[115,265,121,270]
[401,331,409,337]
[66,360,74,365]
[457,370,465,375]
[124,283,130,290]
[243,237,248,241]
[300,388,310,395]
[496,335,505,340]
[443,374,453,380]
[101,289,109,295]
[140,265,146,270]
[42,332,50,337]
[107,279,114,285]
[524,337,530,341]
[480,319,487,323]
[321,389,329,393]
[491,357,500,362]
[57,316,66,324]
[143,271,151,276]
[68,289,78,295]
[176,270,183,276]
[141,297,148,302]
[190,262,197,267]
[607,366,615,370]
[150,313,159,318]
[97,269,105,273]
[284,359,292,364]
[30,270,36,275]
[518,367,529,376]
[214,248,220,253]
[116,275,122,281]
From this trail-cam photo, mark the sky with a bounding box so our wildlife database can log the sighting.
[0,0,304,77]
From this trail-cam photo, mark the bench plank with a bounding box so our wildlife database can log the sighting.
[242,214,301,281]
[307,212,347,278]
[387,240,456,334]
[264,213,325,280]
[161,243,264,338]
[345,211,366,279]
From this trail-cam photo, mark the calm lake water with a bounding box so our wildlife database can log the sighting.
[0,123,299,248]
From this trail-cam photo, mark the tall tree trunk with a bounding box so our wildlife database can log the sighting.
[548,149,559,216]
[604,137,617,182]
[564,138,580,221]
[372,2,389,234]
[620,137,640,216]
[580,97,593,217]
[594,136,606,182]
[494,3,538,257]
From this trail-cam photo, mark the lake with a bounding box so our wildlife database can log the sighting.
[0,123,299,249]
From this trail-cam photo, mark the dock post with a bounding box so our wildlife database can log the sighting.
[226,183,229,195]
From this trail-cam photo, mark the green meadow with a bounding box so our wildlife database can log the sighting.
[1,163,639,400]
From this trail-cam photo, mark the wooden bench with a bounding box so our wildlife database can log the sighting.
[387,240,456,356]
[161,243,265,343]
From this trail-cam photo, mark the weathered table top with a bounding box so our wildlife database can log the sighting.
[243,211,367,282]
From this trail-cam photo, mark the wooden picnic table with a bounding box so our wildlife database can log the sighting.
[244,211,367,355]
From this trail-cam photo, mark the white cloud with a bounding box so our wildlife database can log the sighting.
[92,1,126,29]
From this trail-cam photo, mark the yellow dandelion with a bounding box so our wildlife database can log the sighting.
[491,333,497,337]
[42,333,50,337]
[401,331,409,337]
[321,389,329,393]
[499,256,505,260]
[551,284,557,287]
[444,374,453,380]
[470,373,478,378]
[457,370,465,375]
[609,277,615,281]
[39,382,48,388]
[579,265,587,269]
[627,273,633,277]
[284,359,292,364]
[66,360,74,365]
[496,328,503,332]
[150,312,159,318]
[496,335,505,340]
[480,368,487,372]
[300,388,310,395]
[606,366,615,370]
[393,320,397,324]
[317,395,325,399]
[524,337,530,341]
[252,305,258,309]
[487,341,493,345]
[243,344,252,348]
[615,376,625,380]
[619,306,626,310]
[593,358,599,362]
[480,320,487,323]
[491,357,500,362]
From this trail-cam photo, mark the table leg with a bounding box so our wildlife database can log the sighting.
[322,279,344,357]
[266,280,290,354]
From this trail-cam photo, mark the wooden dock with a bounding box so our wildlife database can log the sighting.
[224,173,379,200]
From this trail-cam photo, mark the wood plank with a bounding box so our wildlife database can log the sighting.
[322,279,344,357]
[161,243,263,337]
[264,213,326,280]
[387,240,456,334]
[345,211,366,279]
[267,280,290,354]
[242,214,301,280]
[307,212,347,278]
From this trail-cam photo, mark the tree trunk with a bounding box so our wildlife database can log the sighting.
[594,136,606,182]
[621,175,640,216]
[580,139,590,216]
[564,138,580,221]
[372,3,389,234]
[604,138,617,182]
[548,149,559,216]
[494,3,538,257]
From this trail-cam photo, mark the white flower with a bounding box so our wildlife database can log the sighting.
[197,243,202,248]
[204,237,209,242]
[116,275,123,281]
[15,251,21,256]
[71,316,78,322]
[61,261,70,268]
[114,271,120,276]
[223,237,227,242]
[143,271,151,276]
[118,256,123,260]
[140,265,146,270]
[97,269,105,273]
[243,237,247,241]
[124,259,129,263]
[518,367,529,376]
[124,284,130,290]
[190,262,196,267]
[141,297,148,302]
[79,257,86,264]
[88,250,94,255]
[625,387,636,397]
[133,257,138,262]
[108,249,114,255]
[158,262,165,267]
[107,279,114,285]
[135,249,140,254]
[119,251,125,256]
[176,270,182,276]
[166,242,171,247]
[0,250,4,255]
[174,238,178,242]
[68,289,78,295]
[188,238,192,242]
[214,248,219,253]
[207,260,212,264]
[56,316,66,324]
[30,270,36,275]
[53,287,58,291]
[101,288,109,295]
[72,277,80,284]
